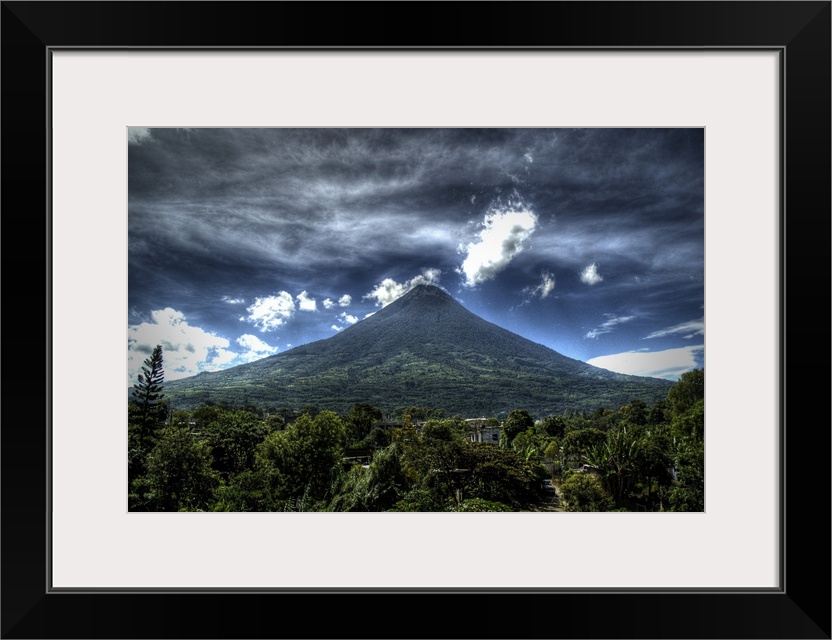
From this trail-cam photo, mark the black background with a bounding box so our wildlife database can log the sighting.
[2,2,829,638]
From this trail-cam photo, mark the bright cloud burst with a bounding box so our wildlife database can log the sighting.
[457,197,538,287]
[580,262,603,285]
[243,292,296,331]
[128,308,234,385]
[364,268,442,307]
[587,345,704,381]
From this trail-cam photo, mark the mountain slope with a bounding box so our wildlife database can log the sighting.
[162,285,673,415]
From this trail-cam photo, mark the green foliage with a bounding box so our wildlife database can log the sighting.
[668,439,704,511]
[198,409,270,477]
[328,465,373,512]
[511,430,547,463]
[421,418,467,443]
[671,399,704,443]
[465,442,546,508]
[299,404,320,418]
[666,368,704,419]
[389,487,449,512]
[539,415,566,439]
[647,399,668,425]
[365,425,394,449]
[561,428,606,466]
[345,402,383,444]
[667,486,704,512]
[618,399,648,426]
[404,437,468,506]
[329,446,409,512]
[394,406,446,421]
[213,469,275,512]
[559,472,614,512]
[126,363,703,511]
[256,410,347,501]
[451,498,513,512]
[501,409,534,447]
[132,425,219,511]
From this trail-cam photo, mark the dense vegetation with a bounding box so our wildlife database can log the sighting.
[129,345,705,512]
[160,285,672,416]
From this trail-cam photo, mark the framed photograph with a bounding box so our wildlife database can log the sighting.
[3,2,829,638]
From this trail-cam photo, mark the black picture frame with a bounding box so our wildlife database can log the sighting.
[2,2,829,638]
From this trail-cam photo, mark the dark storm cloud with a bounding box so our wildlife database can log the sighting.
[128,129,531,282]
[129,128,704,383]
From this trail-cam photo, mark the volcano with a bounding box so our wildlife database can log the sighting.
[162,285,673,415]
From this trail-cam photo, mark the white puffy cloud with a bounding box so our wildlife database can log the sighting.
[127,308,234,385]
[580,262,603,285]
[243,292,296,331]
[221,296,245,304]
[339,312,358,325]
[128,311,285,387]
[585,314,636,339]
[587,345,704,381]
[331,325,342,332]
[364,268,442,307]
[296,290,317,312]
[324,294,351,309]
[645,318,705,340]
[209,349,238,368]
[457,198,538,287]
[236,333,278,363]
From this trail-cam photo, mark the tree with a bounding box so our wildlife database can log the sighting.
[330,446,410,512]
[671,399,704,443]
[561,428,606,466]
[500,409,534,447]
[666,368,704,419]
[668,439,704,511]
[465,443,545,508]
[256,410,348,501]
[539,415,566,439]
[131,344,166,423]
[128,344,168,482]
[199,408,270,478]
[618,399,648,426]
[559,472,614,512]
[421,418,466,443]
[345,402,383,444]
[132,425,218,511]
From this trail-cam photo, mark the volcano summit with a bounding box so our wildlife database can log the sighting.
[163,285,673,415]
